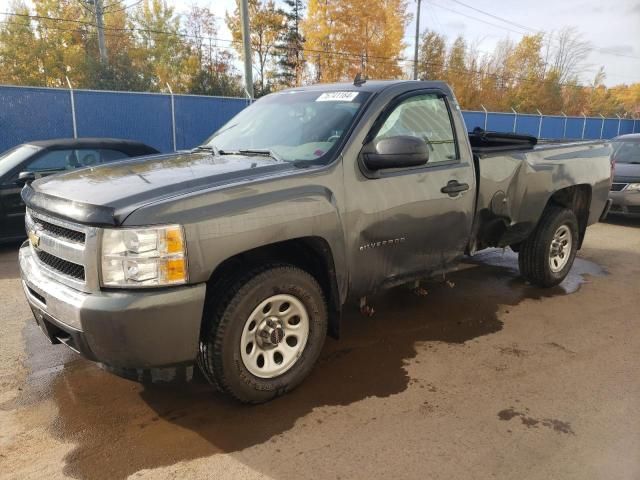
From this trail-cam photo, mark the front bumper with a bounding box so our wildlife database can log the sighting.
[19,243,206,368]
[609,190,640,217]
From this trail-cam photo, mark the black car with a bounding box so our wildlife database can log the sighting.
[0,138,159,243]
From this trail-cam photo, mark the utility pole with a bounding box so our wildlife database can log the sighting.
[413,0,422,80]
[239,0,254,98]
[90,0,108,64]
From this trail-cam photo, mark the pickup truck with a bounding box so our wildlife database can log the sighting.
[19,80,613,403]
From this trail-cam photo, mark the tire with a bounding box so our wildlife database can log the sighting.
[518,206,579,287]
[198,265,328,403]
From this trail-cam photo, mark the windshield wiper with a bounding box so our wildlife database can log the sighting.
[237,149,283,162]
[191,144,220,155]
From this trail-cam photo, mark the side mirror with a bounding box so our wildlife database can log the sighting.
[16,171,36,186]
[362,136,430,170]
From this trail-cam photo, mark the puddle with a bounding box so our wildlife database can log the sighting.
[498,407,575,435]
[8,249,605,479]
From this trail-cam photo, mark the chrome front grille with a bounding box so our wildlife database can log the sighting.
[35,217,86,244]
[610,183,627,191]
[25,209,100,293]
[35,250,86,281]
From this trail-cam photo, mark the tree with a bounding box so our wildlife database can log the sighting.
[226,0,286,96]
[303,0,409,83]
[547,27,591,84]
[277,0,305,87]
[31,0,90,87]
[417,30,446,81]
[129,0,192,92]
[84,3,149,91]
[0,1,42,86]
[503,34,546,112]
[184,5,243,97]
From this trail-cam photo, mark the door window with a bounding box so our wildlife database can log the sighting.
[76,149,130,166]
[375,94,458,164]
[27,148,131,171]
[26,150,75,172]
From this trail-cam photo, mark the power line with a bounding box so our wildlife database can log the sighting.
[103,0,145,14]
[450,0,538,34]
[438,0,640,60]
[427,1,530,36]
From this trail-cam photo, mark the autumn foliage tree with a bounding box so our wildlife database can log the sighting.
[226,0,286,96]
[416,28,639,116]
[303,0,409,83]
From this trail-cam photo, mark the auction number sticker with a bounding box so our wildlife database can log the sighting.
[316,91,359,102]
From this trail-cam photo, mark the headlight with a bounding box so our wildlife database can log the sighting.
[101,225,187,287]
[625,183,640,192]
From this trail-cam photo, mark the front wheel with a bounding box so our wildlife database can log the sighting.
[198,265,328,403]
[518,206,579,287]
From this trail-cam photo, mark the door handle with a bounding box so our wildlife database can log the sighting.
[441,180,470,197]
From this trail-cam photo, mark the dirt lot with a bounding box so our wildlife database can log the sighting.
[1,218,639,480]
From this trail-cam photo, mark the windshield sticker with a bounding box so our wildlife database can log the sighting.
[316,91,359,102]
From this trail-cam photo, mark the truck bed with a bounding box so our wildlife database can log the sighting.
[469,133,612,252]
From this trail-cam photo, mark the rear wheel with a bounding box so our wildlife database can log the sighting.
[198,265,327,403]
[518,206,579,287]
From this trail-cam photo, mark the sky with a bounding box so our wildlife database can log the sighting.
[1,0,638,86]
[169,0,640,86]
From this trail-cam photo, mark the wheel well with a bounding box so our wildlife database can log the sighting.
[204,237,342,339]
[548,184,591,248]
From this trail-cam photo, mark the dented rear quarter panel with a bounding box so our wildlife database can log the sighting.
[474,141,612,247]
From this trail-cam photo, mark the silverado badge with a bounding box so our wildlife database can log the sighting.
[28,229,41,249]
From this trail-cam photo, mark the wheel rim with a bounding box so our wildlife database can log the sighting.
[240,294,310,379]
[549,224,572,273]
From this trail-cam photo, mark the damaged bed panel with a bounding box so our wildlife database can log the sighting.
[471,141,612,251]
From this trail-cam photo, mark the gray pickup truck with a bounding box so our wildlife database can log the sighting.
[19,80,613,403]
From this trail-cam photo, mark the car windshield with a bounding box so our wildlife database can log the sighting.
[612,140,640,164]
[0,144,41,180]
[203,90,371,164]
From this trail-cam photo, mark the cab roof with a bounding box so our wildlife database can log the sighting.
[279,79,453,95]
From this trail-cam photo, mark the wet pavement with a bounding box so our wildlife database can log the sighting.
[1,219,639,480]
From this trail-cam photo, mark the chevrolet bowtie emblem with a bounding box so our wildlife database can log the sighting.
[28,229,41,249]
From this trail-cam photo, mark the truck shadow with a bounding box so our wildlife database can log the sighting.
[17,250,605,480]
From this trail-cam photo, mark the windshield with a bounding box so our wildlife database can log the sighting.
[612,140,640,164]
[0,144,41,180]
[203,90,371,163]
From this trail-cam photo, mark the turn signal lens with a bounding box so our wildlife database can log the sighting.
[161,258,187,283]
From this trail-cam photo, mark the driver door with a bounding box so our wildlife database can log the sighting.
[346,91,476,296]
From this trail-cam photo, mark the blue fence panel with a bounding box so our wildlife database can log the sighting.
[564,117,583,139]
[515,114,540,137]
[174,95,248,150]
[540,116,564,139]
[0,86,74,152]
[583,118,601,139]
[601,118,618,139]
[619,119,635,135]
[461,111,486,131]
[486,112,515,133]
[74,90,173,152]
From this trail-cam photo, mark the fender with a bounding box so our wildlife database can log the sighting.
[122,168,348,305]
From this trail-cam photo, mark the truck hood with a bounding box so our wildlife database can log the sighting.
[613,162,640,182]
[22,151,295,225]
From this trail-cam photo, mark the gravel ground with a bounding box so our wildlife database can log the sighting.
[0,218,639,480]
